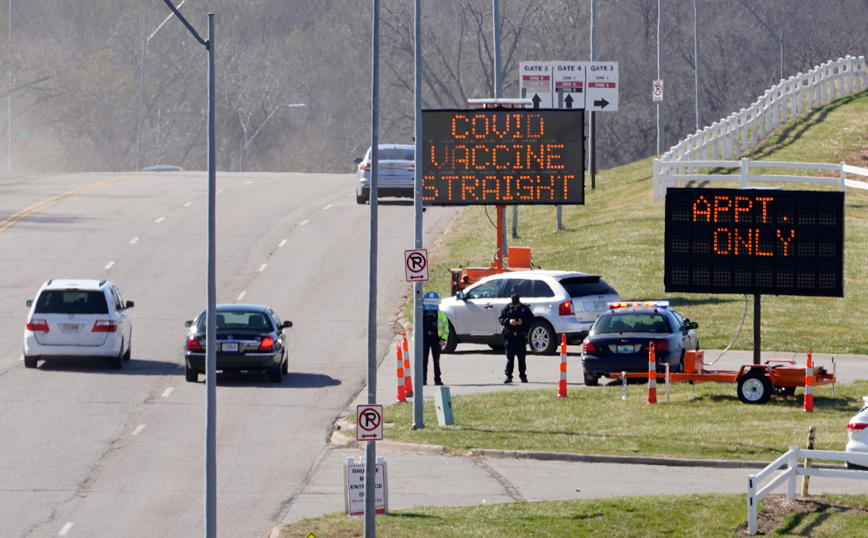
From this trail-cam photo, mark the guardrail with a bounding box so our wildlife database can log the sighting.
[747,446,868,535]
[652,158,866,201]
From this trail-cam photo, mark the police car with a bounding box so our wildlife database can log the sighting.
[580,301,699,386]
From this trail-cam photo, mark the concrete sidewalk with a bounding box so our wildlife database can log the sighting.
[275,344,868,528]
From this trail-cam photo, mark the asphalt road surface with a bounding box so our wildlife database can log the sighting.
[0,171,458,538]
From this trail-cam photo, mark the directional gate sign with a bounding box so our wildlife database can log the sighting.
[520,61,553,109]
[356,404,384,441]
[404,249,429,282]
[552,61,586,110]
[586,62,619,111]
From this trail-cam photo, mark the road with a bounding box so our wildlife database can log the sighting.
[0,171,458,538]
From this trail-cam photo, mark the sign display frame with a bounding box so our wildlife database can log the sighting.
[421,108,585,206]
[664,188,845,297]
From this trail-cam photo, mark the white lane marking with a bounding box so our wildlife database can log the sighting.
[348,193,353,197]
[184,202,194,207]
[155,217,165,223]
[132,424,146,436]
[19,355,23,361]
[129,237,139,245]
[246,181,254,185]
[59,522,74,535]
[217,189,225,194]
[259,264,267,272]
[299,220,309,226]
[323,204,333,210]
[162,387,174,398]
[104,261,115,270]
[278,239,287,247]
[237,291,246,301]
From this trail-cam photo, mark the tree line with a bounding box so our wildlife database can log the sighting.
[1,0,865,174]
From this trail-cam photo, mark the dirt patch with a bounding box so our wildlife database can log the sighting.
[735,493,868,536]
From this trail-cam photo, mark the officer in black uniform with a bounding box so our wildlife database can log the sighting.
[498,293,534,383]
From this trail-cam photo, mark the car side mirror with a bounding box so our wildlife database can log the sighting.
[125,300,134,309]
[185,320,193,328]
[26,299,32,307]
[354,157,363,164]
[685,320,698,330]
[456,291,466,301]
[282,320,293,329]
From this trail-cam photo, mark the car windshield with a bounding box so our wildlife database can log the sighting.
[557,276,616,297]
[34,290,109,315]
[595,313,669,334]
[197,311,274,331]
[377,148,414,161]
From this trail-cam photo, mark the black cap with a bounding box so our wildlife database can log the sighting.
[511,294,520,304]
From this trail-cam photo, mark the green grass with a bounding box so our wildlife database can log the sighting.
[276,493,868,537]
[411,90,868,355]
[376,381,868,461]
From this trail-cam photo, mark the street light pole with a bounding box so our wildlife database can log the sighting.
[239,103,307,171]
[8,0,12,174]
[161,3,216,537]
[657,0,665,154]
[693,0,702,132]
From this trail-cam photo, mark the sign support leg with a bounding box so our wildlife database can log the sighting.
[753,293,761,365]
[496,205,505,272]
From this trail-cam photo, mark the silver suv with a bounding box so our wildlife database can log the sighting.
[438,270,620,355]
[24,279,134,369]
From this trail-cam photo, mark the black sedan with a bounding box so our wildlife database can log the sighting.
[581,301,699,386]
[184,304,293,383]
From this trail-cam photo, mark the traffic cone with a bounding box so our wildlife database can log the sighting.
[803,349,813,413]
[396,342,407,403]
[647,342,657,404]
[402,332,413,396]
[557,334,568,398]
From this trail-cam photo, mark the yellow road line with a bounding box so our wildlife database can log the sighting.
[0,174,144,234]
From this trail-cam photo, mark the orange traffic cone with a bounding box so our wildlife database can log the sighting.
[557,334,568,398]
[647,342,657,404]
[396,342,407,403]
[803,349,813,413]
[402,332,413,397]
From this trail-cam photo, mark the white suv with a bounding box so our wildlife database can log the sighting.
[24,279,134,369]
[439,270,620,355]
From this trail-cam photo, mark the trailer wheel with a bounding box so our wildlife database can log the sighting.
[737,371,773,404]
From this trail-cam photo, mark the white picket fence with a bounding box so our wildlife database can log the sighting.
[747,446,868,535]
[654,55,868,200]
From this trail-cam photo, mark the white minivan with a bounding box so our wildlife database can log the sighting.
[24,279,134,369]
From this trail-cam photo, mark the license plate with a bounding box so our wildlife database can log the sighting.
[593,301,606,311]
[222,342,239,352]
[61,324,81,331]
[617,344,634,354]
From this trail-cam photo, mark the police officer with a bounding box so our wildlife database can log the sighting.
[498,293,534,383]
[422,292,449,386]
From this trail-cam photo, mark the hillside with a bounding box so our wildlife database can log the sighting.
[421,90,868,355]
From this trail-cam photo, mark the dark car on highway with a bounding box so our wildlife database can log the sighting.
[581,301,699,386]
[184,304,293,383]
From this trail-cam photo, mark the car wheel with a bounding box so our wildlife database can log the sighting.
[441,321,458,354]
[268,362,283,383]
[281,352,288,375]
[673,351,685,373]
[528,320,556,355]
[356,186,369,205]
[109,348,123,370]
[123,338,132,361]
[24,355,38,369]
[583,370,599,386]
[185,362,199,383]
[737,370,772,404]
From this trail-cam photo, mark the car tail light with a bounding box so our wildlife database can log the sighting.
[558,300,574,316]
[583,340,596,353]
[654,340,670,352]
[259,337,274,352]
[359,163,371,172]
[26,319,49,332]
[848,423,868,431]
[91,320,118,333]
[186,334,204,352]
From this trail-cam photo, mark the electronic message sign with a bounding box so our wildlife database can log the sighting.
[664,188,844,297]
[422,109,584,206]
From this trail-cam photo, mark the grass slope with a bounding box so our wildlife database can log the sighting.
[420,91,868,354]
